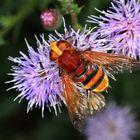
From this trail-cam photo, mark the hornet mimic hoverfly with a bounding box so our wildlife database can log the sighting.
[50,39,140,131]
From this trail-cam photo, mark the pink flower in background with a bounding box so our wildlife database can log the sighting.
[41,9,62,30]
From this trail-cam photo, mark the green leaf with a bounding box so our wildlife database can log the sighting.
[71,3,82,14]
[0,15,16,28]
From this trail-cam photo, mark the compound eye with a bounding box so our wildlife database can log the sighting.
[50,50,59,61]
[57,40,71,52]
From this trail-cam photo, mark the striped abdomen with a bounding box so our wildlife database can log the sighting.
[73,63,109,92]
[57,50,109,92]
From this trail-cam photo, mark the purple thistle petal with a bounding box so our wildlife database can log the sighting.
[7,36,64,116]
[48,18,108,53]
[85,103,137,140]
[88,0,140,59]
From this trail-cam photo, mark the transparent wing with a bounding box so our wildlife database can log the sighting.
[80,51,140,74]
[61,73,105,131]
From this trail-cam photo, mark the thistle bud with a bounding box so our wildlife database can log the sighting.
[40,9,62,31]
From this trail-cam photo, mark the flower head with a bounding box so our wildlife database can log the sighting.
[85,103,137,140]
[7,19,105,116]
[40,9,62,31]
[7,36,64,116]
[88,0,140,59]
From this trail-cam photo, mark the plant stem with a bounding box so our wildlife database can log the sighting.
[70,12,79,30]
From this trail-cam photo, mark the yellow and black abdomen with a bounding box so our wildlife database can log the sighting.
[74,64,109,93]
[83,64,109,92]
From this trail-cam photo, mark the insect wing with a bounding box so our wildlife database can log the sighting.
[61,73,105,131]
[80,51,140,74]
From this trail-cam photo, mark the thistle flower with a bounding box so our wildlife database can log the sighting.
[7,19,106,116]
[7,36,64,117]
[88,0,140,59]
[85,103,137,140]
[40,9,62,31]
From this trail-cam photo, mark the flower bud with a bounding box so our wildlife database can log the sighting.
[40,9,62,31]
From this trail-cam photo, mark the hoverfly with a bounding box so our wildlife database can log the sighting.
[50,39,140,131]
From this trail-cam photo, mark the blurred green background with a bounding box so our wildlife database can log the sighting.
[0,0,140,140]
